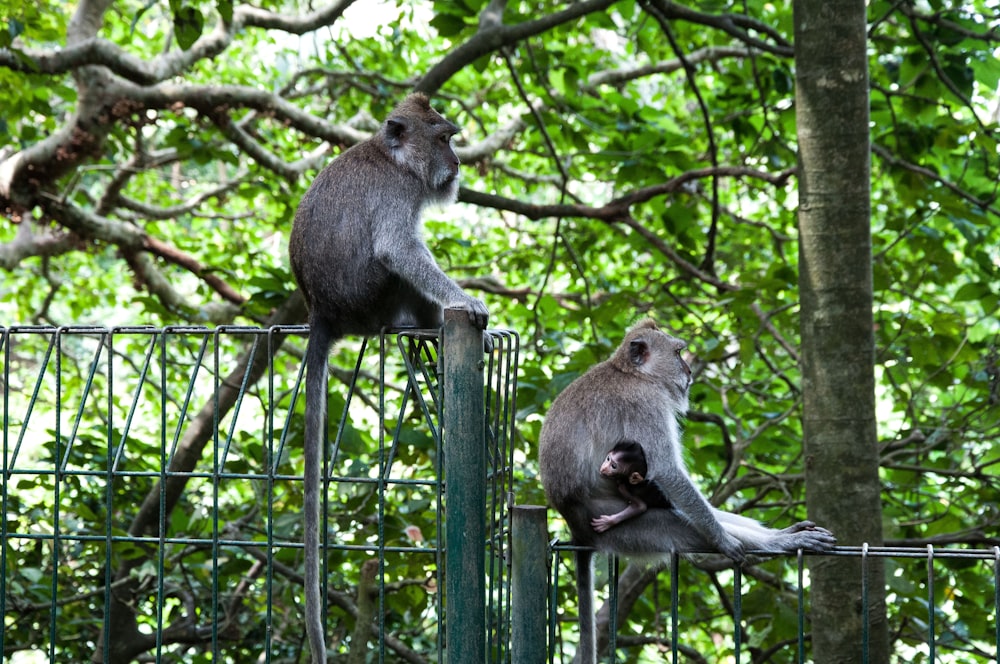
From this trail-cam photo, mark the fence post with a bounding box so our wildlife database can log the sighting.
[512,505,548,664]
[442,308,487,664]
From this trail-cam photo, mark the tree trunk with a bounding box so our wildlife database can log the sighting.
[794,1,890,663]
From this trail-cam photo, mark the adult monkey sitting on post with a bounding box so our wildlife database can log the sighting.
[538,319,835,664]
[289,93,489,664]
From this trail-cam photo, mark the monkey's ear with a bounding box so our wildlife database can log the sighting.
[629,339,650,366]
[631,318,659,332]
[386,118,408,150]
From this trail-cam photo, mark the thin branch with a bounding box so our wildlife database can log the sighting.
[460,165,795,222]
[117,177,246,220]
[464,165,792,291]
[642,0,722,275]
[417,0,619,94]
[900,4,989,131]
[641,0,793,57]
[0,213,83,269]
[750,302,799,362]
[121,249,241,322]
[130,81,369,146]
[235,0,356,34]
[142,237,244,305]
[41,197,247,312]
[587,45,760,89]
[872,143,999,216]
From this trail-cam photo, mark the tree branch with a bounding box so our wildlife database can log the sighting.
[129,81,369,146]
[872,143,999,215]
[417,0,619,94]
[0,212,83,269]
[460,165,795,221]
[642,0,793,56]
[587,46,761,89]
[43,198,246,314]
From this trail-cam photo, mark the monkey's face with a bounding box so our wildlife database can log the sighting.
[416,106,461,201]
[432,128,461,200]
[675,346,692,386]
[624,328,692,396]
[599,452,621,478]
[383,101,461,203]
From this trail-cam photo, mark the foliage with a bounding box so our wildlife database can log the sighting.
[1,0,998,662]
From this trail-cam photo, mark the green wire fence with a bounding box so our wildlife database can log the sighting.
[1,314,518,663]
[5,319,998,664]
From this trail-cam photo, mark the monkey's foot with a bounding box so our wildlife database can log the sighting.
[778,521,837,552]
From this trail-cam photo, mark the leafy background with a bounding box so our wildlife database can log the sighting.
[1,0,998,661]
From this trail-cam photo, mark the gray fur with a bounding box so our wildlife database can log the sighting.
[289,93,489,664]
[538,319,835,664]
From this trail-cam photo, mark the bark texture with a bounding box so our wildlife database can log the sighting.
[794,1,890,662]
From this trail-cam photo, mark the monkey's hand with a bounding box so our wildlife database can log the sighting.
[449,296,490,329]
[590,514,620,533]
[715,533,747,565]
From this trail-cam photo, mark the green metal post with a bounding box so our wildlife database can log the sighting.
[512,505,548,664]
[443,308,487,664]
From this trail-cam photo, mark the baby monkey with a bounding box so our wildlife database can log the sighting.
[591,440,673,533]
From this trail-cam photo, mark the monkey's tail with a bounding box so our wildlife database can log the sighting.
[575,548,597,664]
[304,322,334,664]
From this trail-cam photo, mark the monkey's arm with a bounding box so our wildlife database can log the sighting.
[652,467,746,562]
[372,226,489,328]
[591,485,648,533]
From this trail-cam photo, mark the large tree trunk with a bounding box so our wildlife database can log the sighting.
[794,1,890,662]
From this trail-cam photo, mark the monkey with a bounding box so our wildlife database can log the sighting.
[288,93,489,664]
[537,319,835,664]
[591,439,673,533]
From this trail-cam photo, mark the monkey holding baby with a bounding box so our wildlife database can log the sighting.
[539,319,835,664]
[289,93,488,664]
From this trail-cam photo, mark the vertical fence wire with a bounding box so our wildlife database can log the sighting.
[377,332,388,663]
[608,555,619,662]
[50,328,63,664]
[211,328,223,659]
[103,330,115,663]
[670,551,679,664]
[733,564,742,664]
[797,549,806,664]
[155,329,169,662]
[994,547,1000,659]
[862,542,870,664]
[927,544,936,662]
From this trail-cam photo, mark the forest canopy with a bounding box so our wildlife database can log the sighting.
[1,0,998,661]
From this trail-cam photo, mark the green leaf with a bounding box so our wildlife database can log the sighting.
[172,4,204,50]
[429,12,466,37]
[216,0,233,24]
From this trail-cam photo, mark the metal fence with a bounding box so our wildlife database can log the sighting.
[5,321,999,664]
[509,506,1000,663]
[1,317,519,663]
